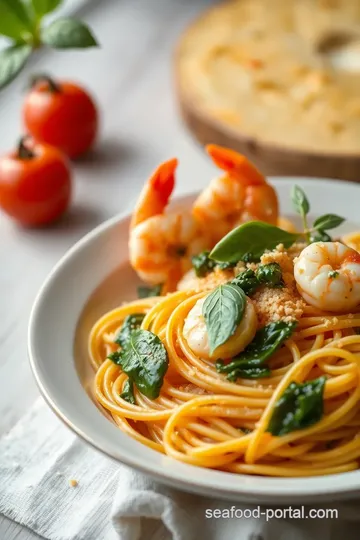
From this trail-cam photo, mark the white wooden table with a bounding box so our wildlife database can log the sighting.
[0,0,217,537]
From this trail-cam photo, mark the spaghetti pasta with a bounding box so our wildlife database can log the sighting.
[89,289,360,477]
[86,162,360,478]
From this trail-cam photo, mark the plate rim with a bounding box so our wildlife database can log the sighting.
[28,177,360,502]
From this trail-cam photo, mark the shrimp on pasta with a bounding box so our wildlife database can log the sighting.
[129,147,279,289]
[129,159,212,290]
[192,145,279,243]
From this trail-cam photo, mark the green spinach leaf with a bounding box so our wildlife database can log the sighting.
[216,321,297,380]
[192,251,217,277]
[203,283,246,354]
[210,222,298,263]
[114,314,145,348]
[120,378,136,404]
[266,376,326,436]
[109,329,168,399]
[256,263,284,288]
[231,269,259,296]
[226,365,271,380]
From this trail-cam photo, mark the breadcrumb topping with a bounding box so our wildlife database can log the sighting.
[253,243,306,326]
[178,242,306,327]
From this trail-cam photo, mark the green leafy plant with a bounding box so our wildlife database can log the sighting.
[291,186,344,244]
[114,314,145,348]
[231,264,283,295]
[191,250,236,278]
[109,329,168,400]
[266,376,326,436]
[191,251,217,277]
[119,378,136,404]
[256,263,284,288]
[0,0,98,90]
[209,222,298,263]
[202,283,246,354]
[231,269,259,296]
[216,321,297,380]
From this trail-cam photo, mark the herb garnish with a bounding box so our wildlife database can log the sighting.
[231,263,284,296]
[328,270,339,279]
[115,314,145,348]
[0,1,98,91]
[256,263,284,288]
[209,222,298,263]
[137,284,162,298]
[192,250,237,278]
[119,378,136,404]
[291,185,344,245]
[216,321,297,380]
[109,329,168,399]
[192,251,217,277]
[266,376,326,436]
[231,269,259,295]
[202,283,247,354]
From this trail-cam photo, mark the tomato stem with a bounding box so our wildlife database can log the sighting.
[29,74,60,93]
[17,136,35,160]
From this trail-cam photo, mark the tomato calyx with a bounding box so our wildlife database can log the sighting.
[17,136,36,160]
[29,74,60,93]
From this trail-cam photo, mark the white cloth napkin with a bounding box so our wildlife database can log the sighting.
[1,398,360,540]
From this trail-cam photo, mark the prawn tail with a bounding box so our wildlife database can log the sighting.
[206,144,266,186]
[130,158,178,229]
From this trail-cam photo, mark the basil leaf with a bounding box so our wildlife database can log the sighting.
[42,17,98,48]
[31,0,63,17]
[231,269,259,296]
[192,251,217,277]
[114,314,145,348]
[266,376,326,436]
[310,229,332,243]
[210,221,298,263]
[119,378,136,404]
[216,321,297,380]
[313,214,345,231]
[0,44,31,90]
[137,284,162,298]
[0,0,33,40]
[256,263,284,288]
[109,329,168,400]
[291,185,309,217]
[203,283,246,354]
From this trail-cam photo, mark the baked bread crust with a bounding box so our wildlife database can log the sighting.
[176,0,360,180]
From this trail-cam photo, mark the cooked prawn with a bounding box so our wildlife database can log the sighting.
[192,145,279,243]
[183,296,258,360]
[294,241,360,312]
[129,159,212,289]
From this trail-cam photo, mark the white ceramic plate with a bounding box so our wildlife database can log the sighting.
[28,178,360,503]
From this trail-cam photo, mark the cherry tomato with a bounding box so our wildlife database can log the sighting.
[0,137,72,226]
[23,75,98,158]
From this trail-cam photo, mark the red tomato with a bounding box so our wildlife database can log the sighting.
[23,75,98,158]
[0,137,72,226]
